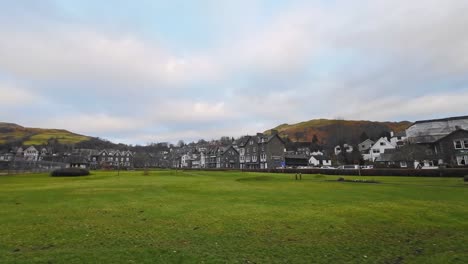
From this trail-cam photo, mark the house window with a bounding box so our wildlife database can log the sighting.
[400,161,407,168]
[380,142,386,146]
[464,140,468,149]
[253,147,257,153]
[454,140,463,149]
[372,149,380,153]
[361,145,365,148]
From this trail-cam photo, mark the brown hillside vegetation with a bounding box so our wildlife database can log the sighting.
[265,119,412,146]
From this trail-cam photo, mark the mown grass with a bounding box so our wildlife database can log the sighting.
[0,170,467,263]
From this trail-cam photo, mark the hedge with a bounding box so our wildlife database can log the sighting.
[51,168,90,177]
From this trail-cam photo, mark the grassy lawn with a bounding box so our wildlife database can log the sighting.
[0,170,467,263]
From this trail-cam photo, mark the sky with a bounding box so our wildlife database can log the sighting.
[1,0,467,144]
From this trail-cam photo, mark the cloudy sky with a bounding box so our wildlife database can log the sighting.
[1,0,467,144]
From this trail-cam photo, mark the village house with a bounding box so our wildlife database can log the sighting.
[242,132,285,169]
[216,146,239,168]
[334,144,353,156]
[430,129,468,166]
[0,152,14,161]
[285,153,309,167]
[358,139,374,153]
[96,149,134,168]
[364,137,396,162]
[406,115,468,144]
[309,154,332,167]
[66,155,90,169]
[23,146,40,161]
[205,147,218,169]
[390,131,407,147]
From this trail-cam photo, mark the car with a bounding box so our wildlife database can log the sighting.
[337,165,360,170]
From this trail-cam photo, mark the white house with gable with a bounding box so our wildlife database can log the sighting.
[309,155,332,167]
[23,146,39,161]
[364,137,396,162]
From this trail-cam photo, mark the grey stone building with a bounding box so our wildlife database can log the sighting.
[240,131,285,169]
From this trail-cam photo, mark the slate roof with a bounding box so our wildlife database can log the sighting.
[311,155,331,161]
[414,115,468,124]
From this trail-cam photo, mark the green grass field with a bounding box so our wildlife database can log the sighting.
[1,170,467,263]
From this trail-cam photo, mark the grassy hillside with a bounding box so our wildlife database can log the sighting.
[0,170,467,263]
[266,119,412,145]
[0,122,90,146]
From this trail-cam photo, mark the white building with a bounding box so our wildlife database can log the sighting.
[23,146,39,161]
[309,155,332,167]
[364,137,396,162]
[334,144,353,155]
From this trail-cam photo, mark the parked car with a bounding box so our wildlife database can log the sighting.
[297,166,314,169]
[337,165,360,170]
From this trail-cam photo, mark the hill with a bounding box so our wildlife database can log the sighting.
[0,122,90,146]
[266,119,412,147]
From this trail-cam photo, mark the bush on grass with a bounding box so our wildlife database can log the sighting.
[51,168,90,177]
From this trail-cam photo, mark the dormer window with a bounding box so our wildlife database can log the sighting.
[454,140,463,149]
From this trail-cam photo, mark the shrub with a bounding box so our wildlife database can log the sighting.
[337,177,345,182]
[51,168,90,177]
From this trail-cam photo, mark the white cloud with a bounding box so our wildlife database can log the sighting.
[0,28,221,88]
[149,100,236,123]
[342,90,468,121]
[0,83,39,105]
[45,113,143,135]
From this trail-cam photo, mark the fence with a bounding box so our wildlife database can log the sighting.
[170,167,468,177]
[0,160,67,175]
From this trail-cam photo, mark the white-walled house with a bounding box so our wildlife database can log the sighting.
[364,137,396,161]
[309,155,332,167]
[181,154,190,168]
[23,146,39,161]
[334,144,353,155]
